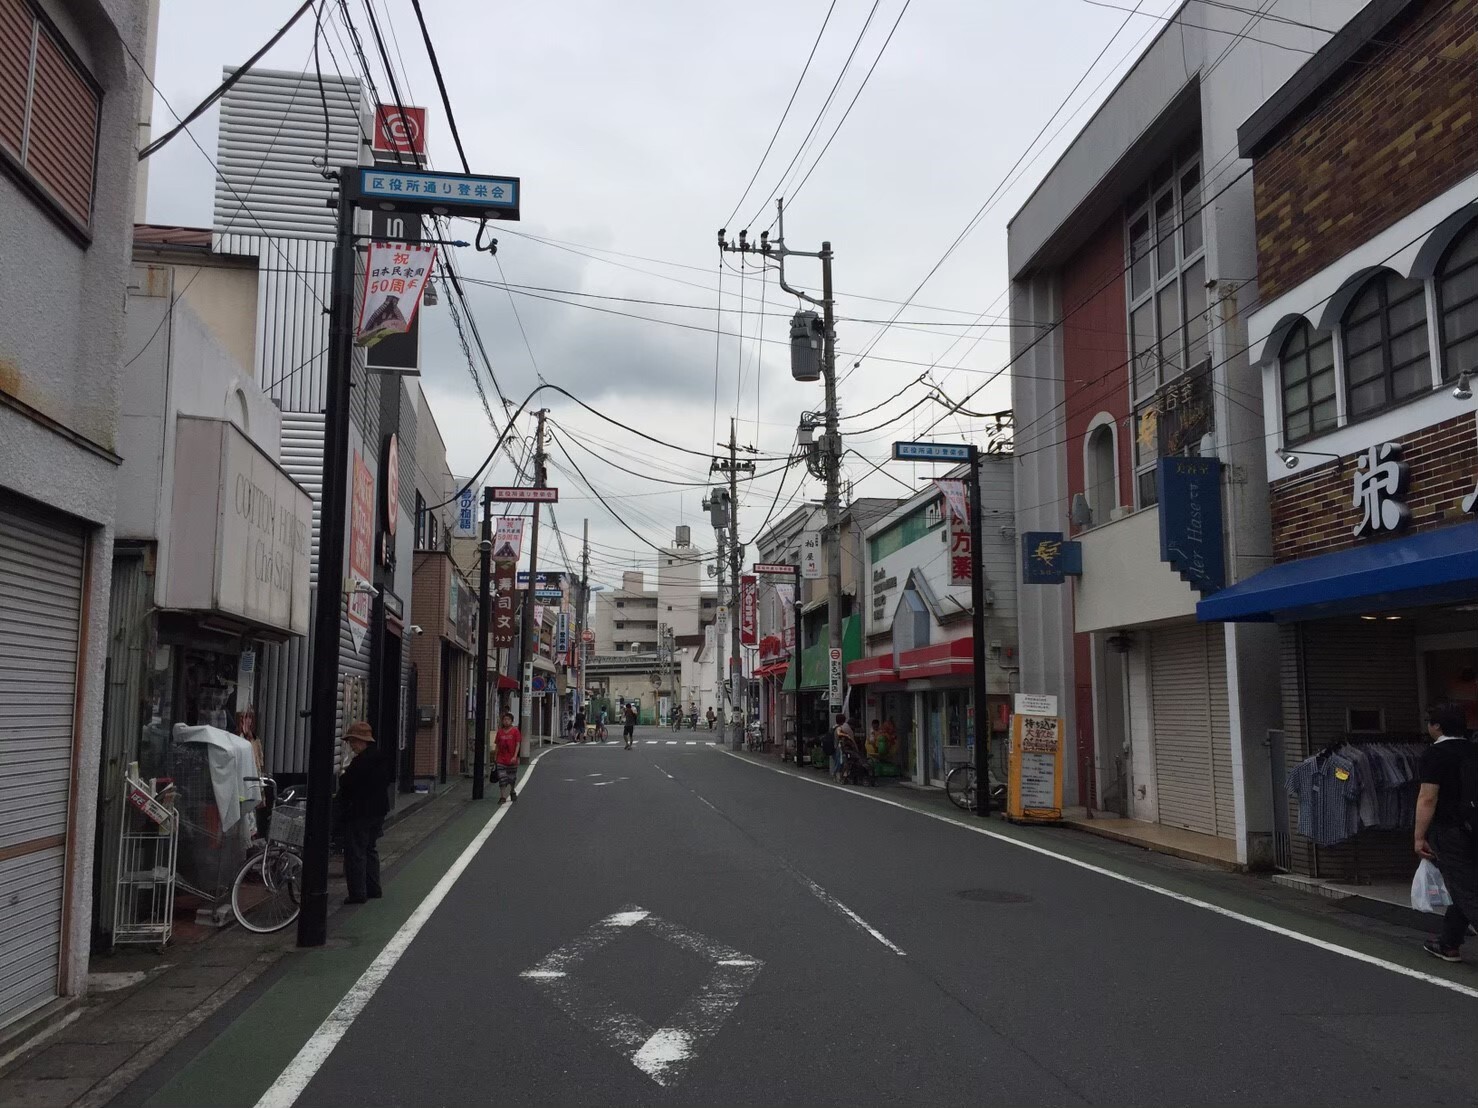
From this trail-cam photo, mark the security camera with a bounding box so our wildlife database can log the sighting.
[409,625,424,636]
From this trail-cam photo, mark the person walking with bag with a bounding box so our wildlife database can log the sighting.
[493,711,522,804]
[338,721,388,904]
[1414,702,1477,961]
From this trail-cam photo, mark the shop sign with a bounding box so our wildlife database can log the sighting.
[739,575,757,645]
[372,103,428,158]
[454,577,477,645]
[828,647,843,713]
[179,419,315,637]
[494,516,526,559]
[1007,711,1064,823]
[556,611,570,655]
[936,478,971,586]
[367,208,423,375]
[493,558,518,647]
[800,532,822,579]
[455,485,476,538]
[356,242,437,348]
[870,567,898,623]
[1351,442,1411,538]
[534,587,563,601]
[348,451,375,653]
[1156,457,1225,595]
[1022,531,1064,585]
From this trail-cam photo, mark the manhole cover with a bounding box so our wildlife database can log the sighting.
[955,889,1032,904]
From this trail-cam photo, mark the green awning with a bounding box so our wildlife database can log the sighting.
[784,614,862,692]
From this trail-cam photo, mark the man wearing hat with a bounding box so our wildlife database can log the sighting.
[338,720,389,904]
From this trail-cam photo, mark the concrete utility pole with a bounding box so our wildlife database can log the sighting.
[576,518,589,720]
[713,419,754,748]
[517,409,548,759]
[719,202,843,718]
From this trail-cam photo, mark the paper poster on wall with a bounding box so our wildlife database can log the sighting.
[1007,711,1063,823]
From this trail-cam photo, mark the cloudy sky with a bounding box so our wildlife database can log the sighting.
[146,0,1185,588]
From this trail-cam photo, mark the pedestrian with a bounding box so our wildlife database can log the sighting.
[623,701,639,749]
[573,705,587,743]
[831,713,854,777]
[493,711,522,804]
[706,706,716,731]
[1414,702,1477,962]
[337,720,388,904]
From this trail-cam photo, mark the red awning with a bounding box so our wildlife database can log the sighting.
[754,660,791,679]
[497,675,519,690]
[847,655,897,685]
[896,638,973,680]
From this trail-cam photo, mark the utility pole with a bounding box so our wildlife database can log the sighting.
[719,201,843,723]
[516,409,548,759]
[712,419,754,749]
[713,529,726,726]
[575,518,590,724]
[472,487,493,800]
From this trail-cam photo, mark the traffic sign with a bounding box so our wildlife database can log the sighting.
[581,629,595,644]
[355,167,520,220]
[893,440,971,462]
[490,487,558,503]
[752,562,799,576]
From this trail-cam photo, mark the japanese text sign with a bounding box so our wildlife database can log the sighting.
[455,485,476,538]
[491,487,558,503]
[494,516,526,560]
[739,575,757,645]
[893,440,971,462]
[1156,457,1225,595]
[356,168,520,221]
[936,478,971,586]
[356,242,437,348]
[800,532,822,580]
[1351,442,1411,538]
[828,647,843,714]
[1022,532,1066,585]
[492,558,518,647]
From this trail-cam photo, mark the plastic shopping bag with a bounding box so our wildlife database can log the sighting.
[1411,859,1453,914]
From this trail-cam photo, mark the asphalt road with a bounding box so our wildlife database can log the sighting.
[126,730,1478,1106]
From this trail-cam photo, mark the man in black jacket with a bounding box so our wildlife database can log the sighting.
[338,720,389,904]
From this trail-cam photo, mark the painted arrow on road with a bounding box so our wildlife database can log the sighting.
[519,905,763,1086]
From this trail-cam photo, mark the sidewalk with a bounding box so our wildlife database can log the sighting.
[0,781,476,1108]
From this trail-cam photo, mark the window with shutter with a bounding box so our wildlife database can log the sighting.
[0,0,99,237]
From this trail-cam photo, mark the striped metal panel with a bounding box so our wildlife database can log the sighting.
[214,67,362,243]
[279,410,325,570]
[0,494,84,1027]
[1150,623,1234,840]
[94,553,153,947]
[0,0,32,157]
[24,28,97,229]
[259,593,312,776]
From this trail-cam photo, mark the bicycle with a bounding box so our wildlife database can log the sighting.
[945,764,1007,812]
[231,777,305,933]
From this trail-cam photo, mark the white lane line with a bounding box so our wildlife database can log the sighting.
[666,740,678,745]
[645,740,658,745]
[720,750,1478,1002]
[653,764,675,780]
[685,741,697,745]
[795,871,907,956]
[255,749,555,1108]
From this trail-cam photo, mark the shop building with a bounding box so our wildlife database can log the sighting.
[98,227,311,943]
[1007,2,1361,866]
[408,548,476,782]
[0,0,151,1030]
[1199,0,1478,882]
[848,464,1017,785]
[753,503,825,754]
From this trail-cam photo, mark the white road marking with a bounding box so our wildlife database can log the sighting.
[685,741,697,745]
[521,905,763,1087]
[645,740,658,745]
[796,873,907,956]
[721,749,1478,1002]
[666,740,678,745]
[587,773,603,777]
[654,765,675,780]
[254,749,554,1108]
[593,781,614,786]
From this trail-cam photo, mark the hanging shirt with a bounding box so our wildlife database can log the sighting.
[1287,751,1361,846]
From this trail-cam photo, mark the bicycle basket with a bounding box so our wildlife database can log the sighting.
[268,802,306,849]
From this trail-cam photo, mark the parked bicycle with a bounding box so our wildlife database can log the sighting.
[944,763,1007,812]
[231,776,305,934]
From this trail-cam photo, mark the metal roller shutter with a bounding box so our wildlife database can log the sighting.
[0,494,85,1027]
[1151,623,1234,839]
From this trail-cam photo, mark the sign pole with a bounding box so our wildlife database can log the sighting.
[298,167,359,948]
[967,444,991,817]
[472,487,492,800]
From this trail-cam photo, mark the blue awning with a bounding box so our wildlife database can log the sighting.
[1197,521,1478,623]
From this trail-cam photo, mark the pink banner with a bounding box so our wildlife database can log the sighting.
[739,575,757,646]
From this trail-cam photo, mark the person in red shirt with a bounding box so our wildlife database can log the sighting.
[493,711,522,804]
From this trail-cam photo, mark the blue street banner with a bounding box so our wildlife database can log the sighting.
[1157,457,1225,594]
[356,168,520,220]
[893,440,971,462]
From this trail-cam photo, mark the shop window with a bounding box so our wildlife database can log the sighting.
[1438,222,1478,381]
[1279,321,1336,443]
[1125,141,1206,508]
[0,0,101,236]
[1342,271,1430,419]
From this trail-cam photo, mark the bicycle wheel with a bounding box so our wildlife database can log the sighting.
[232,847,303,933]
[946,765,976,811]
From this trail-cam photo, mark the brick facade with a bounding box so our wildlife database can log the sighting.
[407,551,474,778]
[1270,411,1478,562]
[1252,0,1478,301]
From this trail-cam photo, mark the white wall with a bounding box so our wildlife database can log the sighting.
[1073,507,1200,633]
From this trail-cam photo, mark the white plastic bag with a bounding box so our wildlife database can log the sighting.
[1411,859,1453,914]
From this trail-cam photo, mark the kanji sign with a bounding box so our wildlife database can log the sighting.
[739,575,757,645]
[752,562,799,576]
[455,485,476,538]
[356,242,437,347]
[494,516,526,559]
[936,478,971,586]
[1351,442,1410,538]
[372,104,427,157]
[491,487,558,503]
[492,559,520,647]
[356,167,520,220]
[893,440,971,462]
[828,647,844,714]
[800,532,822,580]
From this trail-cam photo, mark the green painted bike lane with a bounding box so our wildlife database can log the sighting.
[143,799,502,1108]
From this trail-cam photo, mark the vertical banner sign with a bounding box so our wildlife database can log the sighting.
[556,611,570,655]
[935,478,972,587]
[347,452,375,653]
[828,647,844,714]
[1156,457,1226,594]
[368,208,424,375]
[739,575,757,645]
[773,582,795,648]
[800,532,823,580]
[1007,704,1064,823]
[356,242,438,347]
[454,485,476,538]
[492,559,518,647]
[493,516,526,560]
